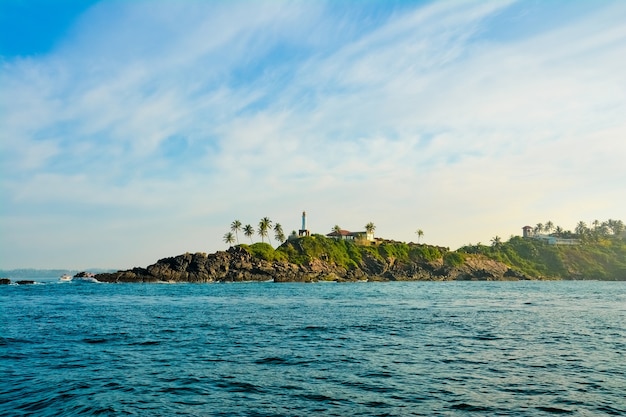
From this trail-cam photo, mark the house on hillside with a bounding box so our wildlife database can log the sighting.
[327,229,374,242]
[521,226,579,245]
[533,235,580,246]
[522,225,533,238]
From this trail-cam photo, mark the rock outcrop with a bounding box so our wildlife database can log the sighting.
[95,246,532,283]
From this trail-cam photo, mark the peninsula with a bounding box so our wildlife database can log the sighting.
[94,225,626,283]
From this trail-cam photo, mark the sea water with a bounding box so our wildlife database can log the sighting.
[1,280,625,416]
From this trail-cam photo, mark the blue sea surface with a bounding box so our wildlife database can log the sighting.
[1,279,625,416]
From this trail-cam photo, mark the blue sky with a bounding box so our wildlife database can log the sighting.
[2,0,625,270]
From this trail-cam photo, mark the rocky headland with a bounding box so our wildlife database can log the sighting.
[95,239,531,283]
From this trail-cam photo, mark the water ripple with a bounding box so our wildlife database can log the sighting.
[1,280,625,416]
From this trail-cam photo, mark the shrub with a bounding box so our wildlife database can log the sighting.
[409,245,442,261]
[244,243,287,262]
[443,251,465,267]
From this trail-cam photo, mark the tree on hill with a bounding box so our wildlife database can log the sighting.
[592,219,601,231]
[491,235,502,248]
[416,229,424,243]
[231,220,242,244]
[274,223,286,243]
[258,217,272,244]
[332,225,342,236]
[243,224,254,243]
[534,223,544,234]
[365,222,375,236]
[223,232,235,247]
[607,219,625,235]
[545,221,554,234]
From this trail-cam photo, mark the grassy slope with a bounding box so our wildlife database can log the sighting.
[240,235,446,269]
[238,234,626,281]
[458,236,626,280]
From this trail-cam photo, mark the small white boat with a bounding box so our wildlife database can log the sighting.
[59,274,73,282]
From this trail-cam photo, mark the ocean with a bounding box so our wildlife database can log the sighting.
[1,279,625,416]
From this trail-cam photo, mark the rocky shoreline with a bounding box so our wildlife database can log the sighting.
[94,246,533,283]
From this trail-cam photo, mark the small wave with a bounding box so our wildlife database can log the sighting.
[255,356,289,365]
[159,386,206,396]
[595,404,625,415]
[362,400,390,408]
[450,403,493,412]
[128,340,161,346]
[361,371,394,379]
[215,380,264,394]
[52,362,87,369]
[83,338,108,344]
[303,325,328,332]
[475,334,501,341]
[298,393,336,402]
[536,406,574,414]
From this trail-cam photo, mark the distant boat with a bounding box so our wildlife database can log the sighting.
[59,274,73,282]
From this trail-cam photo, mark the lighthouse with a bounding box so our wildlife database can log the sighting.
[298,211,310,237]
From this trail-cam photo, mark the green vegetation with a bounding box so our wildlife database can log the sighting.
[230,220,242,244]
[243,224,254,243]
[443,251,465,267]
[240,243,287,262]
[223,232,235,246]
[277,234,359,268]
[227,217,626,280]
[258,217,272,244]
[408,245,442,262]
[460,226,626,280]
[273,234,446,271]
[274,223,286,243]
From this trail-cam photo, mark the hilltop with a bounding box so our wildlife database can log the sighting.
[94,233,626,283]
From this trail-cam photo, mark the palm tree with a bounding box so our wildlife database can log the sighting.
[607,219,625,235]
[223,232,235,247]
[258,217,272,244]
[555,226,564,237]
[332,225,342,237]
[545,221,554,234]
[243,224,254,243]
[534,223,544,235]
[575,221,588,237]
[365,222,375,238]
[491,235,502,248]
[416,229,424,243]
[230,220,242,244]
[274,223,285,243]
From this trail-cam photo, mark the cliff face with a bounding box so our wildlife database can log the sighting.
[95,246,532,283]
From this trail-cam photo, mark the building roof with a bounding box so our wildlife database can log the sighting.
[327,229,352,237]
[326,230,368,237]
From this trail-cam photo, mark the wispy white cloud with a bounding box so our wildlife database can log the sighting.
[1,0,625,269]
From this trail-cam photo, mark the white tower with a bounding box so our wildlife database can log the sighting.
[298,211,310,237]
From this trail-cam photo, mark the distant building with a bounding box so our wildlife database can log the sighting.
[522,226,579,245]
[327,229,374,242]
[522,225,533,238]
[534,235,580,246]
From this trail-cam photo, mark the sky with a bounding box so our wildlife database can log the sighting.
[1,0,625,270]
